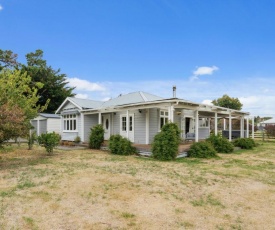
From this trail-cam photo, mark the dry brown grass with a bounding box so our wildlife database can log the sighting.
[0,142,275,230]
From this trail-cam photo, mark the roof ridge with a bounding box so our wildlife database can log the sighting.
[139,91,148,102]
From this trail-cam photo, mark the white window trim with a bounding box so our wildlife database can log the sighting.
[159,109,169,130]
[120,114,134,132]
[63,114,78,132]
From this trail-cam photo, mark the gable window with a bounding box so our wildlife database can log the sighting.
[63,114,77,131]
[160,110,169,129]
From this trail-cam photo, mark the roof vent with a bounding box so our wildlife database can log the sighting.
[173,85,176,98]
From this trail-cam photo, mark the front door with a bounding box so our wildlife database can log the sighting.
[102,114,111,140]
[120,114,134,142]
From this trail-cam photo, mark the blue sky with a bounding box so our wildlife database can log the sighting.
[1,0,275,116]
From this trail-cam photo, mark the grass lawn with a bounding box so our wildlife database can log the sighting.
[0,141,274,229]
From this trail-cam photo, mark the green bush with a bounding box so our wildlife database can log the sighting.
[206,134,234,153]
[152,123,181,161]
[233,138,256,149]
[89,124,104,149]
[74,136,81,143]
[37,132,60,154]
[108,134,136,155]
[188,142,217,158]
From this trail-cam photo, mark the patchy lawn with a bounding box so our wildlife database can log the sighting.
[0,142,274,230]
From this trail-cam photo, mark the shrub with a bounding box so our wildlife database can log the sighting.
[206,134,234,153]
[74,136,81,143]
[108,134,136,155]
[233,138,256,149]
[265,125,275,138]
[37,132,60,154]
[152,123,181,161]
[89,124,104,149]
[188,142,217,158]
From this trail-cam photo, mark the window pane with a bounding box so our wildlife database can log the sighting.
[74,120,76,130]
[122,117,126,131]
[64,121,66,130]
[129,116,132,131]
[160,117,164,128]
[161,111,164,116]
[165,112,168,116]
[165,118,168,124]
[67,120,69,130]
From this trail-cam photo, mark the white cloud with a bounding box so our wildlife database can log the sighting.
[193,66,219,76]
[201,99,213,105]
[75,93,89,99]
[190,66,219,81]
[67,77,105,91]
[0,5,3,11]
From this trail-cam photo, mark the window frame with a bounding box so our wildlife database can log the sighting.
[63,114,78,132]
[159,110,169,130]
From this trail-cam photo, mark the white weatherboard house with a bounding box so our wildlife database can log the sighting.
[260,118,275,127]
[31,113,61,135]
[56,90,253,144]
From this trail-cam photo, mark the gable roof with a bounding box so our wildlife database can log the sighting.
[56,91,163,113]
[101,91,163,108]
[39,113,61,119]
[261,118,275,124]
[68,97,103,109]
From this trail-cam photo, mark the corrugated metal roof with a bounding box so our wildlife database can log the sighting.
[101,91,163,108]
[40,113,61,118]
[68,97,103,109]
[262,118,275,124]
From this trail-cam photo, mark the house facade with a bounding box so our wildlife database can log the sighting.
[56,91,252,144]
[31,113,61,135]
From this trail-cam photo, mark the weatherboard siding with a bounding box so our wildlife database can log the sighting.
[113,112,121,135]
[83,114,98,142]
[63,102,78,110]
[134,109,146,144]
[149,108,159,143]
[198,127,210,139]
[47,118,61,134]
[40,120,47,134]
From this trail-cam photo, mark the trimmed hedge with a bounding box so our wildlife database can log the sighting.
[206,134,234,153]
[233,138,256,149]
[108,134,136,155]
[152,123,181,161]
[188,142,217,158]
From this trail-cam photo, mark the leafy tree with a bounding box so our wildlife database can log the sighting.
[0,69,46,120]
[0,69,45,144]
[212,94,243,110]
[0,103,26,146]
[0,48,75,113]
[21,49,75,113]
[0,49,19,70]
